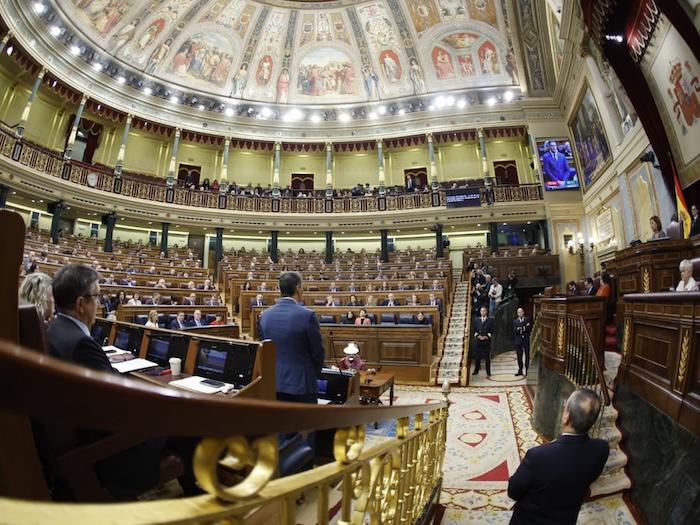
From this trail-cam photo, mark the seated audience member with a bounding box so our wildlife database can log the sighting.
[595,273,613,298]
[204,293,221,306]
[243,281,252,291]
[584,277,597,296]
[329,282,340,292]
[200,279,214,291]
[505,271,518,295]
[103,274,116,285]
[427,293,443,313]
[508,388,609,524]
[339,343,365,372]
[325,295,339,307]
[343,310,356,324]
[431,279,442,290]
[145,310,159,328]
[355,308,372,325]
[99,292,114,313]
[382,293,400,307]
[348,282,358,292]
[184,293,197,306]
[187,281,197,290]
[257,282,268,292]
[567,281,578,295]
[170,312,187,330]
[415,312,430,325]
[112,290,127,311]
[208,314,225,326]
[47,265,199,498]
[407,294,421,307]
[127,292,142,306]
[347,294,362,307]
[250,293,266,308]
[365,295,377,307]
[147,292,162,305]
[649,215,668,240]
[677,259,699,291]
[19,272,55,323]
[188,310,208,327]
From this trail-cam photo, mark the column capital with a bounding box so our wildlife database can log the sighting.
[1,31,13,43]
[426,132,434,141]
[79,94,88,105]
[224,136,231,146]
[477,128,485,138]
[326,141,333,149]
[174,128,181,138]
[125,114,133,124]
[37,68,46,79]
[376,138,383,145]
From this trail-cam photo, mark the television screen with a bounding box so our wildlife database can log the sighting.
[91,319,111,345]
[195,341,257,387]
[195,344,228,381]
[537,138,580,190]
[445,187,482,208]
[114,326,143,355]
[146,336,171,366]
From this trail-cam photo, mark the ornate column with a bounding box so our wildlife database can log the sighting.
[270,230,279,263]
[478,129,489,181]
[114,114,132,176]
[0,184,9,208]
[435,223,444,258]
[488,222,499,255]
[325,142,333,197]
[160,222,170,256]
[272,141,281,197]
[427,133,439,190]
[325,231,333,263]
[166,128,181,187]
[526,126,541,183]
[49,201,66,245]
[103,212,117,253]
[214,227,224,277]
[64,94,88,160]
[0,31,12,55]
[220,137,230,193]
[380,229,389,263]
[377,139,386,195]
[580,45,623,145]
[16,68,45,139]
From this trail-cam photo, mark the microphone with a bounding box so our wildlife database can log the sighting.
[328,330,342,370]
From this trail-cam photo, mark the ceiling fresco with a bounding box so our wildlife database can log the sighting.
[51,0,544,105]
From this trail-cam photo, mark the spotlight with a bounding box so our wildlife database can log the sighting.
[378,105,387,115]
[91,62,102,71]
[283,108,303,122]
[435,95,446,109]
[5,45,13,56]
[116,75,126,83]
[310,114,321,123]
[169,95,179,103]
[260,107,272,118]
[49,25,62,37]
[398,108,405,116]
[32,2,46,14]
[69,45,81,56]
[486,97,497,106]
[368,111,378,120]
[143,86,152,95]
[503,91,514,102]
[338,112,351,122]
[457,98,467,109]
[198,104,205,110]
[224,106,234,116]
[604,34,624,43]
[445,95,455,106]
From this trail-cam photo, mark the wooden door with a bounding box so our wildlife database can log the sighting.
[493,160,519,186]
[404,167,428,190]
[292,173,314,195]
[178,164,201,187]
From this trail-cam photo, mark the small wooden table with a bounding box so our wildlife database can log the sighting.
[359,372,395,406]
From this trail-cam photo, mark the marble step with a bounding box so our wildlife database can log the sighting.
[602,448,628,476]
[597,424,622,448]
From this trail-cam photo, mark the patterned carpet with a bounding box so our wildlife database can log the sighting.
[365,384,638,524]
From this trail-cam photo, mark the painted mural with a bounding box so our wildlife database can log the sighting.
[56,0,538,104]
[168,32,233,88]
[649,24,700,167]
[296,49,357,98]
[570,85,611,188]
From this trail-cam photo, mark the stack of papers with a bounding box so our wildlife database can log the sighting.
[112,358,158,374]
[169,375,236,394]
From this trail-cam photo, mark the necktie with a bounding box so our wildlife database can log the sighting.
[482,317,486,323]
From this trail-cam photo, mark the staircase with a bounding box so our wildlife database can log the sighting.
[590,351,632,497]
[435,279,469,386]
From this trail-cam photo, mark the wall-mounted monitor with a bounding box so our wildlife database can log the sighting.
[146,334,189,367]
[445,187,482,208]
[91,318,112,346]
[537,138,580,191]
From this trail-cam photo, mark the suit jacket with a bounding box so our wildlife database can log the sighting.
[381,299,401,306]
[541,150,572,183]
[586,287,597,296]
[691,216,700,237]
[513,316,531,346]
[473,316,494,347]
[169,319,186,330]
[259,297,325,396]
[508,434,609,525]
[428,299,443,313]
[188,319,207,327]
[48,315,113,373]
[250,299,267,308]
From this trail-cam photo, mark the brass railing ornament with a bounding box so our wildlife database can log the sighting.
[194,434,278,501]
[334,425,366,464]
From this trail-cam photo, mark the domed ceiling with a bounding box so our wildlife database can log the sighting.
[50,0,534,105]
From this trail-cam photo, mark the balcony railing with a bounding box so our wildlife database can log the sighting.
[0,127,543,213]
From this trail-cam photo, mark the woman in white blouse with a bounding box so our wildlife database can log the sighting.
[127,292,143,306]
[676,259,699,291]
[145,309,159,328]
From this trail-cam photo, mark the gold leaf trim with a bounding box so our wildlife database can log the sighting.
[677,329,690,385]
[642,268,651,293]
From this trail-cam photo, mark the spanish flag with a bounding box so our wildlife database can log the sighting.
[674,166,691,238]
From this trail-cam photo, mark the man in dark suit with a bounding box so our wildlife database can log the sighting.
[508,388,609,524]
[691,205,700,237]
[188,310,207,327]
[472,305,493,376]
[541,140,572,185]
[250,293,266,308]
[259,271,325,403]
[382,293,400,307]
[512,307,531,376]
[584,277,597,296]
[169,312,187,330]
[427,293,442,314]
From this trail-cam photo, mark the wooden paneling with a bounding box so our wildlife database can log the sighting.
[623,292,700,437]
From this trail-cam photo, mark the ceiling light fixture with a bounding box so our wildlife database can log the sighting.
[49,25,61,37]
[398,108,406,116]
[224,106,234,116]
[143,87,152,95]
[435,95,446,109]
[32,2,46,14]
[338,112,351,122]
[260,107,272,118]
[310,114,321,123]
[283,108,303,122]
[69,45,81,56]
[116,75,126,84]
[378,105,387,115]
[457,98,467,109]
[91,62,102,71]
[503,90,514,102]
[445,95,455,106]
[169,95,179,103]
[368,111,378,120]
[487,97,497,106]
[198,104,205,110]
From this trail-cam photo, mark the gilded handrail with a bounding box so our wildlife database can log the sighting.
[0,341,450,524]
[563,315,610,406]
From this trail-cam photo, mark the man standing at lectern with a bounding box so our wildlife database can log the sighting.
[259,271,325,403]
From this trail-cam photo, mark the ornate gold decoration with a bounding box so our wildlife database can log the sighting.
[677,329,691,385]
[642,267,651,293]
[334,425,365,463]
[622,318,632,365]
[193,434,278,501]
[557,318,565,356]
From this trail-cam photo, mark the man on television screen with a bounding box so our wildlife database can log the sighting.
[541,140,573,186]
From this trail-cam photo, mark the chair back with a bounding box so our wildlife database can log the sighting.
[319,314,336,324]
[668,221,682,240]
[18,301,49,354]
[381,313,396,324]
[398,313,415,324]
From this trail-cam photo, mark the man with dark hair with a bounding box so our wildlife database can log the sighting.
[508,388,609,524]
[584,277,597,296]
[259,271,325,403]
[48,264,110,371]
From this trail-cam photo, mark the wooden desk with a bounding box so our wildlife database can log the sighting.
[359,372,395,405]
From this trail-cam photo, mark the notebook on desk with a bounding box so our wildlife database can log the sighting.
[169,375,237,395]
[112,358,158,374]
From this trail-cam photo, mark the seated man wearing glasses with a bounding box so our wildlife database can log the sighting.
[48,264,111,371]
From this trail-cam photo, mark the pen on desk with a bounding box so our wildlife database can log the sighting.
[159,369,172,376]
